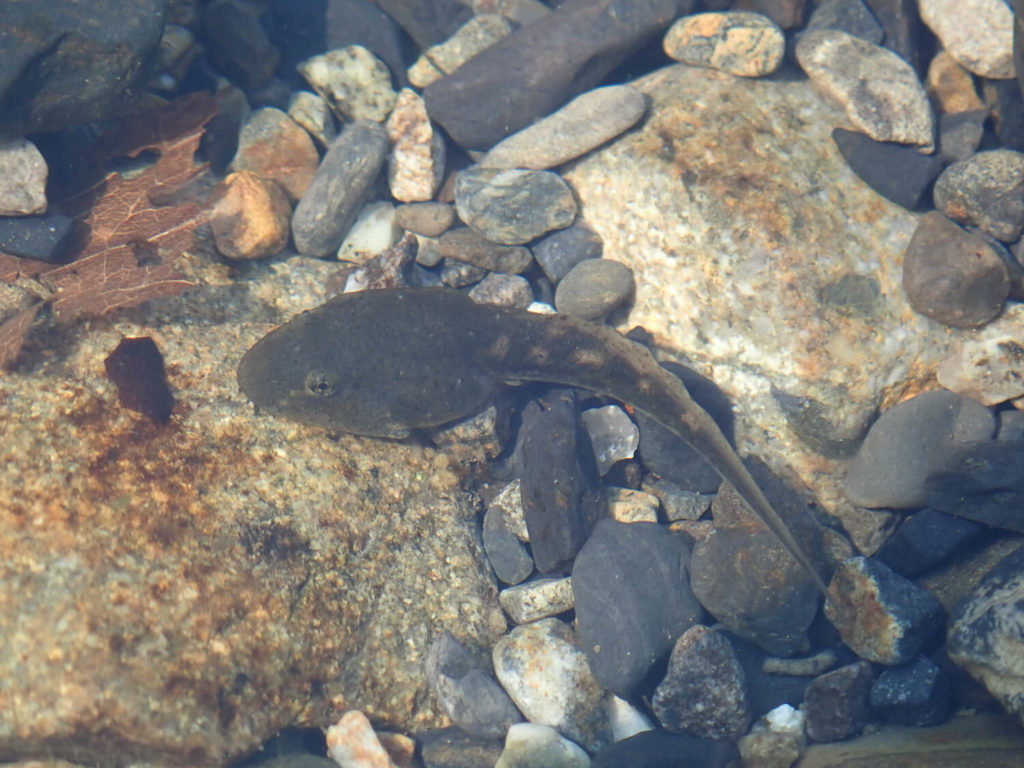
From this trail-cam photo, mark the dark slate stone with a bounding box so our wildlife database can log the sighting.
[291,120,389,258]
[805,0,884,43]
[425,631,522,740]
[0,212,75,263]
[690,459,825,657]
[804,661,874,742]
[938,110,987,164]
[875,508,989,579]
[992,78,1024,154]
[104,337,174,424]
[832,128,944,210]
[636,361,734,494]
[591,729,739,768]
[572,518,703,696]
[773,384,872,459]
[925,440,1024,533]
[862,0,925,72]
[0,0,167,135]
[372,0,473,48]
[199,0,280,91]
[423,0,686,149]
[651,626,750,741]
[869,654,950,726]
[844,389,996,509]
[825,556,945,666]
[533,222,604,284]
[519,389,607,573]
[418,727,504,768]
[481,524,534,586]
[999,410,1024,442]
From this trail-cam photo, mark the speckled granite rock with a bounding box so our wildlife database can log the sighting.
[0,253,505,765]
[562,63,965,553]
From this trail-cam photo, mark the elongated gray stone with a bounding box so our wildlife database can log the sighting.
[479,86,648,170]
[291,120,389,258]
[796,29,934,149]
[423,0,685,149]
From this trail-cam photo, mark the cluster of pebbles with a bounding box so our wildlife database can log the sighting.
[4,0,1024,767]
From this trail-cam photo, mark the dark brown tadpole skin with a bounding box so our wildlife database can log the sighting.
[238,287,829,595]
[105,337,174,424]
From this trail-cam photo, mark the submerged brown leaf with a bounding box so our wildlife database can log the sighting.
[44,242,195,322]
[45,92,218,322]
[0,93,218,369]
[0,302,42,369]
[0,253,56,284]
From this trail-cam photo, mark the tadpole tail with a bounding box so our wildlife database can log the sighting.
[677,405,831,597]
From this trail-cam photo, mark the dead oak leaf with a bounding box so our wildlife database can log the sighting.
[45,93,218,322]
[0,302,42,369]
[0,252,56,284]
[44,242,195,322]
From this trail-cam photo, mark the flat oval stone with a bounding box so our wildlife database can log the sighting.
[479,86,647,170]
[554,258,635,320]
[455,167,577,245]
[291,120,389,258]
[843,389,995,509]
[796,29,934,149]
[423,0,681,149]
[663,11,785,77]
[395,201,455,237]
[933,149,1024,243]
[438,228,533,273]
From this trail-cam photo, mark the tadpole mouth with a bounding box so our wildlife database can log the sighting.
[237,335,278,409]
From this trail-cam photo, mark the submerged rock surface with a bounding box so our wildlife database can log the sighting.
[563,63,962,551]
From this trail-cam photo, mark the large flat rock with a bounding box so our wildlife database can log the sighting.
[563,64,960,551]
[0,258,504,766]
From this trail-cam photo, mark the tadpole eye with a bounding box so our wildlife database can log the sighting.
[304,368,337,397]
